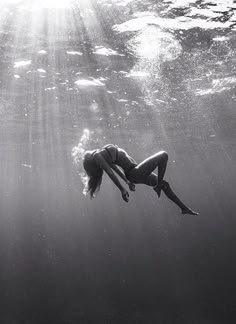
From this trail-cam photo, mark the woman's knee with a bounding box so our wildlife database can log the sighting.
[159,151,168,162]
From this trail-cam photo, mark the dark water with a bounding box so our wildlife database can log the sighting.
[0,0,236,323]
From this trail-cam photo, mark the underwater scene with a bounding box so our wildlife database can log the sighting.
[0,0,236,323]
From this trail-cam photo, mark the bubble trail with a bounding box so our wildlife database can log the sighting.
[72,129,93,192]
[72,128,91,164]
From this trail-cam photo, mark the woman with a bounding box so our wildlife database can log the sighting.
[82,144,198,215]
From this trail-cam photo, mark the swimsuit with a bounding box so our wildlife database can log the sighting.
[103,144,138,179]
[103,144,118,163]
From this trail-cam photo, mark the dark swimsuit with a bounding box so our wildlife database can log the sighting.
[103,144,119,163]
[104,144,137,180]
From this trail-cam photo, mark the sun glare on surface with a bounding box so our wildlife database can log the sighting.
[0,0,78,9]
[34,0,74,9]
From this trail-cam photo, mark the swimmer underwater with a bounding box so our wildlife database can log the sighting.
[82,144,198,215]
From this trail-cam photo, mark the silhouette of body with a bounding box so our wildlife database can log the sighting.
[83,144,198,215]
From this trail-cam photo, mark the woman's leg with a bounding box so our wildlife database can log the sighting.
[129,151,168,196]
[161,180,198,214]
[133,172,198,215]
[127,151,198,215]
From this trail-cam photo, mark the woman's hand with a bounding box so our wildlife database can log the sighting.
[121,188,129,202]
[127,181,136,192]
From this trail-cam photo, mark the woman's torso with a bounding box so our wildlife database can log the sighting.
[92,144,137,173]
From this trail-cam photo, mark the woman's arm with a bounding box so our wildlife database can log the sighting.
[111,164,136,191]
[94,153,129,201]
[110,164,128,183]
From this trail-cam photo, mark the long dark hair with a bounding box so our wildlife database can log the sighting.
[82,152,103,198]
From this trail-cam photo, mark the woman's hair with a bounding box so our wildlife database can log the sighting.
[82,152,103,198]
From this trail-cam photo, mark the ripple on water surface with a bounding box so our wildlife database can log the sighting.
[74,79,106,88]
[14,60,32,68]
[93,46,124,57]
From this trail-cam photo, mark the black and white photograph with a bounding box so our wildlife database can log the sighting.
[0,0,236,323]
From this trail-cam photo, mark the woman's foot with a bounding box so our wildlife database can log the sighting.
[181,208,199,215]
[153,184,162,198]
